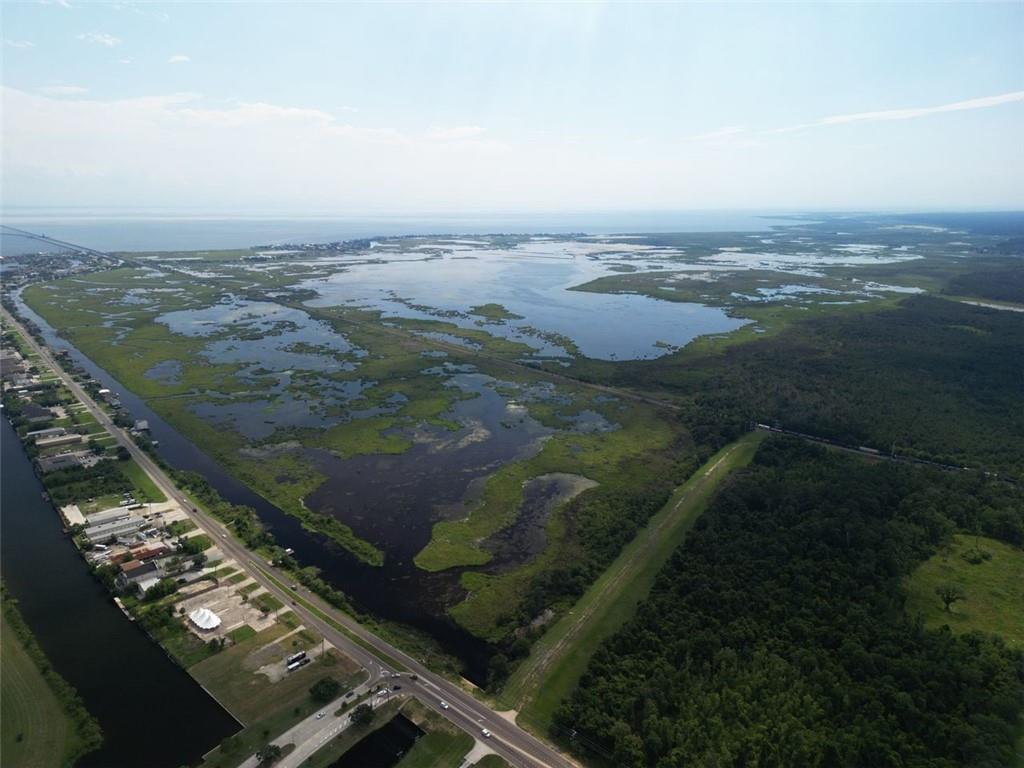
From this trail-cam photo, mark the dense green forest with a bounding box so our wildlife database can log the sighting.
[567,295,1024,478]
[944,265,1024,304]
[556,439,1024,767]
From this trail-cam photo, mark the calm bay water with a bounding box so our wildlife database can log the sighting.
[1,210,795,253]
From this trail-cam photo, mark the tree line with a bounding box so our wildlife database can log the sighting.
[556,438,1024,767]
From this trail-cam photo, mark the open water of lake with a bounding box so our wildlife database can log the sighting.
[299,238,749,360]
[1,210,796,253]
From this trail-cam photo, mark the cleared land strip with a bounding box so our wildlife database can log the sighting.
[500,431,766,734]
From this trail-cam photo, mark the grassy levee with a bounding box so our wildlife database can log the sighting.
[1,611,80,768]
[499,431,764,732]
[904,533,1023,649]
[1,592,102,768]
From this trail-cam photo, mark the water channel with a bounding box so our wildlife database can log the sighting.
[14,294,498,683]
[328,713,423,768]
[1,418,238,767]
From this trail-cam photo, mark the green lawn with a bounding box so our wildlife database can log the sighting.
[79,492,124,514]
[296,700,403,768]
[904,533,1023,648]
[1,612,83,768]
[191,533,214,551]
[501,432,765,732]
[203,699,351,768]
[189,621,363,724]
[166,519,198,537]
[116,458,168,502]
[395,699,473,768]
[472,756,511,768]
[395,730,473,768]
[228,625,257,643]
[253,592,285,613]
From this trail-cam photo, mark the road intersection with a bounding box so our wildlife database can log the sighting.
[4,305,578,768]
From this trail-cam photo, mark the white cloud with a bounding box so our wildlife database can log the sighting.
[116,58,133,65]
[167,54,191,64]
[38,0,72,7]
[4,39,35,49]
[1,86,1020,211]
[426,125,486,141]
[77,32,122,47]
[38,85,89,96]
[772,91,1024,134]
[0,88,509,209]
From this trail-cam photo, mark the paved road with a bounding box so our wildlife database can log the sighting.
[246,682,495,768]
[3,306,578,768]
[0,224,111,259]
[236,680,381,768]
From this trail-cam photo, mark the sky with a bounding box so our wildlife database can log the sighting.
[2,1,1022,214]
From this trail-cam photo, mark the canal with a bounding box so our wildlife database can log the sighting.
[0,417,239,767]
[14,293,495,683]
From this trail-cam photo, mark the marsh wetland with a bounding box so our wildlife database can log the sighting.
[19,213,1021,681]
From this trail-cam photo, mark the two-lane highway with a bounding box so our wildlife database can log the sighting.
[2,306,578,768]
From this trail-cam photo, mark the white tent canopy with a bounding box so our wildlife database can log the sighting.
[189,607,222,631]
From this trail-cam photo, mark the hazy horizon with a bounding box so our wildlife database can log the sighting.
[3,3,1023,212]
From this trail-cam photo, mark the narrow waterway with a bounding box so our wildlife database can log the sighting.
[0,418,238,767]
[329,713,423,768]
[14,294,496,683]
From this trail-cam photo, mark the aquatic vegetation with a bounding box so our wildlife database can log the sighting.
[22,217,1017,670]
